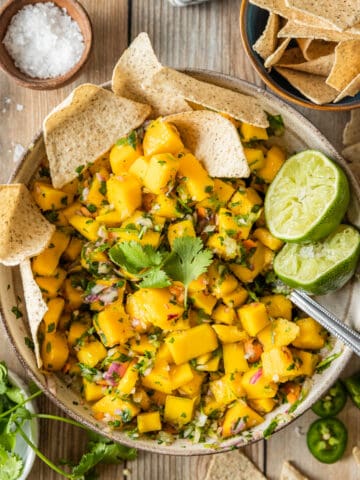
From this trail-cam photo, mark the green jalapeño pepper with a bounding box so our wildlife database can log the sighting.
[344,373,360,409]
[312,381,347,417]
[307,418,347,463]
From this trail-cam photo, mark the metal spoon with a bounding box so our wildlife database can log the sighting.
[290,289,360,357]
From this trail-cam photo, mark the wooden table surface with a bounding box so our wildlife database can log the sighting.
[0,0,359,479]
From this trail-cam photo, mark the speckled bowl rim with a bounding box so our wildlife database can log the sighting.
[0,71,357,455]
[239,0,360,112]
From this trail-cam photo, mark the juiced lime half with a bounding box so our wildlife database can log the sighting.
[265,150,350,242]
[274,224,360,295]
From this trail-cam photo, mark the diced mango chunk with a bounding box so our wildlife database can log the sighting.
[261,295,292,321]
[168,219,196,247]
[129,156,150,182]
[223,287,249,308]
[249,398,277,415]
[222,401,264,438]
[207,234,240,260]
[244,147,265,172]
[210,372,245,406]
[106,174,142,222]
[164,395,195,425]
[212,304,236,325]
[32,181,73,211]
[258,318,299,351]
[292,318,326,350]
[141,359,173,394]
[35,268,66,298]
[32,230,70,276]
[143,119,184,157]
[69,215,101,241]
[238,302,270,337]
[137,411,162,433]
[212,324,248,344]
[178,153,214,202]
[241,367,278,399]
[109,140,143,175]
[92,396,139,423]
[240,123,268,142]
[170,363,194,390]
[41,331,69,371]
[77,340,107,368]
[189,291,217,315]
[143,154,180,194]
[43,297,65,333]
[213,178,235,203]
[223,342,249,374]
[166,324,218,365]
[257,145,285,183]
[83,379,104,402]
[94,300,135,347]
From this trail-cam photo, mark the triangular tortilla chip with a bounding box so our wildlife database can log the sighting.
[326,41,360,91]
[43,84,151,189]
[165,110,250,178]
[275,67,339,104]
[253,13,280,60]
[249,0,335,29]
[20,259,48,368]
[285,0,360,31]
[278,21,360,42]
[296,39,336,60]
[112,32,191,117]
[334,73,360,102]
[151,67,269,127]
[264,38,291,68]
[280,461,309,480]
[343,110,360,146]
[278,53,335,76]
[342,142,360,163]
[205,450,266,480]
[278,47,305,65]
[0,184,55,266]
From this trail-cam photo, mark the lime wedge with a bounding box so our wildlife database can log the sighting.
[265,150,350,242]
[274,224,360,295]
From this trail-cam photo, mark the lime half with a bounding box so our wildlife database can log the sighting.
[265,150,350,242]
[274,224,360,295]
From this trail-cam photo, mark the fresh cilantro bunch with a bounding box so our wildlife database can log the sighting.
[109,236,213,307]
[0,361,136,480]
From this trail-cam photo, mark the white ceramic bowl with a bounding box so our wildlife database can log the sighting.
[7,370,38,479]
[1,71,359,455]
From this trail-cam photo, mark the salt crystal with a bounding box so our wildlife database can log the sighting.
[4,97,11,105]
[3,2,85,79]
[16,104,24,111]
[13,143,25,163]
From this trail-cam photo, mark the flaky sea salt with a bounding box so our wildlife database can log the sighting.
[3,2,85,79]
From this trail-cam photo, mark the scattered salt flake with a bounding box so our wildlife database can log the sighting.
[4,97,11,105]
[3,2,85,79]
[2,108,6,114]
[13,143,25,163]
[123,469,131,476]
[16,104,24,111]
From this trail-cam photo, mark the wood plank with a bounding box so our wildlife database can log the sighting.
[0,0,128,184]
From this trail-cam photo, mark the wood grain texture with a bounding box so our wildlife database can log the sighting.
[0,0,355,479]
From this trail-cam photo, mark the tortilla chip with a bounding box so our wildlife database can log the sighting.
[343,110,360,146]
[326,41,360,91]
[0,184,55,266]
[342,142,360,163]
[278,47,305,65]
[112,32,191,117]
[165,110,250,178]
[353,446,360,466]
[278,21,360,42]
[278,53,335,76]
[280,461,309,480]
[334,73,360,102]
[152,67,269,128]
[285,0,360,31]
[297,39,337,60]
[249,0,335,29]
[43,84,151,189]
[275,67,339,104]
[264,38,291,68]
[205,450,266,480]
[20,259,48,368]
[253,13,280,60]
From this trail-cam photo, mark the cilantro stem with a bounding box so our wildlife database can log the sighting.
[34,413,89,430]
[0,389,42,419]
[15,422,74,479]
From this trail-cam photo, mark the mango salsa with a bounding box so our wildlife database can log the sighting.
[30,110,327,444]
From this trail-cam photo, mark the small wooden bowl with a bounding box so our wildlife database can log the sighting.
[0,0,92,90]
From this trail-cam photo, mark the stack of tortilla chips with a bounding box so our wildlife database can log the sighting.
[250,0,360,104]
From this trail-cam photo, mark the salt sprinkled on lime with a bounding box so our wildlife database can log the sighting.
[3,2,85,79]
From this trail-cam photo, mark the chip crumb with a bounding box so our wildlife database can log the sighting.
[353,446,360,466]
[123,468,131,476]
[16,104,24,112]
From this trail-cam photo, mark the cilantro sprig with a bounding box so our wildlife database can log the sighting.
[109,237,213,307]
[0,361,137,480]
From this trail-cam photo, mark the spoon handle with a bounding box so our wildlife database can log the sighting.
[290,290,360,357]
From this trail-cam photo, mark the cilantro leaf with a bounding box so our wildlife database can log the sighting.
[266,112,285,137]
[0,363,8,395]
[116,131,137,150]
[71,442,106,477]
[96,442,137,462]
[139,269,172,289]
[163,237,213,307]
[0,445,23,480]
[109,242,164,274]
